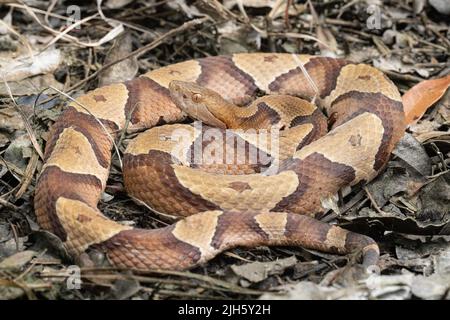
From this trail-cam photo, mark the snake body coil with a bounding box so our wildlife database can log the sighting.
[35,54,405,270]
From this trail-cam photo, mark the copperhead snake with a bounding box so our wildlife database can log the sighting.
[34,53,405,270]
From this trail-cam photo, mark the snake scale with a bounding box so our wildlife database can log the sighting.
[34,53,405,270]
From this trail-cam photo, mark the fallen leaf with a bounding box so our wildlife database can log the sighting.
[0,132,8,148]
[0,48,61,82]
[345,207,448,236]
[259,281,334,300]
[373,56,429,78]
[261,264,450,300]
[0,237,26,260]
[394,237,449,275]
[365,154,428,210]
[416,172,450,223]
[402,74,450,125]
[0,73,63,96]
[411,274,450,299]
[217,22,254,54]
[98,33,138,87]
[0,107,26,132]
[434,246,450,275]
[392,133,432,176]
[4,133,32,169]
[28,230,71,262]
[0,250,36,270]
[112,277,141,299]
[231,256,297,283]
[0,284,25,300]
[429,0,450,15]
[346,47,379,63]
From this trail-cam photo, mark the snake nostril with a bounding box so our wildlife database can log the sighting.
[182,94,187,99]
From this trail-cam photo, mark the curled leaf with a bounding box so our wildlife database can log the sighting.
[403,74,450,125]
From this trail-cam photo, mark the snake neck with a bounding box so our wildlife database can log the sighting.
[207,100,249,129]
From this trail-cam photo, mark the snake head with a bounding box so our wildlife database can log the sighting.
[169,80,229,129]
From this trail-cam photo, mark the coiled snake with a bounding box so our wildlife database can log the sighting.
[34,54,405,270]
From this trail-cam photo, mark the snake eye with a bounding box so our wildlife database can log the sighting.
[192,93,202,103]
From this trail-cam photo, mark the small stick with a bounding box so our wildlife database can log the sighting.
[0,197,19,210]
[363,186,385,215]
[65,17,209,93]
[15,151,39,200]
[291,54,320,104]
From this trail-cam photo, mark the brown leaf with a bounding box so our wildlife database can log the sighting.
[98,33,138,87]
[402,74,450,125]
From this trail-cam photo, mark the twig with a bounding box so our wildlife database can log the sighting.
[267,32,331,49]
[15,250,48,281]
[363,186,385,215]
[291,54,320,103]
[15,151,39,200]
[130,196,179,223]
[40,14,99,52]
[17,3,103,47]
[0,157,25,177]
[9,3,154,36]
[235,0,250,22]
[0,197,19,210]
[65,17,209,93]
[2,78,44,160]
[78,267,265,295]
[382,70,423,83]
[44,0,58,26]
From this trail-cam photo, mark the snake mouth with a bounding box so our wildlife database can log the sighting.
[189,104,227,129]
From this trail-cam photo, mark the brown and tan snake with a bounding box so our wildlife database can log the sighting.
[34,53,405,270]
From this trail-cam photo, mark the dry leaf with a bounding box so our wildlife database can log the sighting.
[392,133,432,176]
[0,73,63,96]
[0,48,61,82]
[231,256,297,283]
[403,74,450,125]
[429,0,450,15]
[373,57,429,78]
[0,250,36,270]
[0,107,25,132]
[98,33,138,87]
